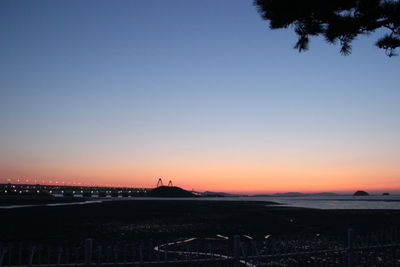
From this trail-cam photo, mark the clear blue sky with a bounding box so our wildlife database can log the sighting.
[0,0,399,192]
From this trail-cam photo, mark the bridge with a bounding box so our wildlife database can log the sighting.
[0,178,177,198]
[0,183,150,198]
[156,178,173,187]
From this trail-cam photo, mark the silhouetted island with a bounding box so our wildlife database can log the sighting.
[148,186,196,197]
[353,190,369,196]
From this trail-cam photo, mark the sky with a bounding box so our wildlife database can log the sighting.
[0,0,399,193]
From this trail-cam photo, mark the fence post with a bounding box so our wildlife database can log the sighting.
[18,243,22,267]
[113,245,119,263]
[8,244,13,267]
[65,247,70,264]
[0,247,7,266]
[347,228,354,267]
[139,245,143,264]
[85,239,93,266]
[37,245,42,266]
[28,246,35,267]
[233,235,241,267]
[148,240,153,262]
[97,246,102,265]
[57,246,62,266]
[164,244,168,262]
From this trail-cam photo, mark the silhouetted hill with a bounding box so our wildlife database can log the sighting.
[148,186,196,198]
[354,190,369,196]
[254,192,339,197]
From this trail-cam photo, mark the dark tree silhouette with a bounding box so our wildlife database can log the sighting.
[254,0,400,56]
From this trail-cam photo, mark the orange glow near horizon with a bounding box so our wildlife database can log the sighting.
[1,158,399,194]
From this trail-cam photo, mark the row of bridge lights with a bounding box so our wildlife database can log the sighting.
[3,178,147,188]
[3,190,62,194]
[3,189,146,194]
[5,178,83,185]
[58,190,144,194]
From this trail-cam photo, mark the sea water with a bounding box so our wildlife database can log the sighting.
[2,195,400,209]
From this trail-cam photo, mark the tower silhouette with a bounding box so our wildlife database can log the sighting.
[157,178,163,187]
[167,180,173,187]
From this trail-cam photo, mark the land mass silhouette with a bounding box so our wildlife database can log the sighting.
[148,186,196,198]
[354,190,370,196]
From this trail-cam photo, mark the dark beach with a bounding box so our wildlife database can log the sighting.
[0,196,87,206]
[1,198,400,243]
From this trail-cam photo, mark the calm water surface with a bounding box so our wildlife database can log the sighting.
[123,195,400,209]
[2,195,400,209]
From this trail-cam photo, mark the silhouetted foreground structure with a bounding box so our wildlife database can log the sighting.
[2,198,400,265]
[1,228,400,266]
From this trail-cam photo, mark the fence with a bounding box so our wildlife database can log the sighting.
[1,229,400,267]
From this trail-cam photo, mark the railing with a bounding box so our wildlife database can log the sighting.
[1,228,400,266]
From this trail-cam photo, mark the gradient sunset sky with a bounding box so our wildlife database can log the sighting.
[1,0,399,193]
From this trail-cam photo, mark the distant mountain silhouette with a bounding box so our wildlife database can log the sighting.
[272,192,305,197]
[202,191,245,197]
[353,190,369,196]
[254,192,339,197]
[148,186,196,198]
[202,191,227,197]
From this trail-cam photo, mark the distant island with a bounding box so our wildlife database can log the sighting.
[353,190,369,196]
